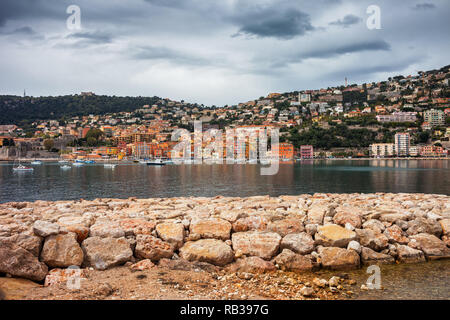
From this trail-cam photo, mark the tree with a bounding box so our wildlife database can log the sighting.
[43,139,54,150]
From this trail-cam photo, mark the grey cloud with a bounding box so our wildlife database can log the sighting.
[413,3,436,10]
[232,7,314,39]
[329,14,362,28]
[132,46,209,66]
[66,31,113,43]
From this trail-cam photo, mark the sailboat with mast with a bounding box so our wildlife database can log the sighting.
[13,159,34,172]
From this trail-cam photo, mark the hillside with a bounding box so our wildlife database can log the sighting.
[0,94,162,125]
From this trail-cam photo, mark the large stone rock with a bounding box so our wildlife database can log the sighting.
[179,239,234,266]
[232,231,281,260]
[0,277,41,300]
[360,247,395,265]
[232,216,269,232]
[407,217,442,237]
[90,220,125,238]
[384,225,409,245]
[396,244,426,263]
[306,205,327,224]
[119,218,156,236]
[0,241,48,281]
[440,219,450,236]
[156,222,185,249]
[273,249,314,272]
[355,229,389,252]
[82,237,133,270]
[333,209,362,229]
[314,224,357,248]
[227,257,276,274]
[280,232,314,255]
[33,220,59,237]
[40,233,84,267]
[58,217,90,243]
[409,233,450,259]
[318,247,360,270]
[362,219,385,234]
[267,218,304,237]
[0,234,42,257]
[135,235,175,261]
[44,267,88,287]
[190,218,231,240]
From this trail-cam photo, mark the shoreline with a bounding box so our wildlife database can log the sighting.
[0,193,449,299]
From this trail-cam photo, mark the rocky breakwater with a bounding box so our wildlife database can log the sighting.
[0,193,449,286]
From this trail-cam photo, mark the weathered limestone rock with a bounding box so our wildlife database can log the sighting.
[135,235,175,261]
[409,233,450,259]
[130,259,155,271]
[0,234,42,257]
[33,220,59,237]
[360,247,395,265]
[82,237,133,270]
[407,217,442,237]
[273,249,314,272]
[384,225,409,245]
[232,231,281,260]
[280,232,314,255]
[41,233,84,267]
[0,241,48,281]
[318,247,360,270]
[190,218,232,240]
[396,244,426,263]
[315,224,357,248]
[347,240,361,254]
[119,218,156,236]
[179,239,234,266]
[267,218,304,237]
[227,256,276,274]
[156,222,185,249]
[232,216,269,232]
[333,209,362,229]
[90,220,125,238]
[57,216,90,243]
[44,267,88,287]
[355,229,389,252]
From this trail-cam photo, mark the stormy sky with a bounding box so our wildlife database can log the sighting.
[0,0,449,106]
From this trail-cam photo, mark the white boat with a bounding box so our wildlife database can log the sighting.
[31,160,42,165]
[60,165,71,170]
[72,162,84,167]
[147,159,166,166]
[104,163,117,169]
[58,160,69,164]
[13,164,34,172]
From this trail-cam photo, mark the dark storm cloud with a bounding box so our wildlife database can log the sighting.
[413,3,436,10]
[329,14,362,28]
[0,0,64,27]
[231,6,314,39]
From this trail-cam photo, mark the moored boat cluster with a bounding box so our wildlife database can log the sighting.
[0,193,449,285]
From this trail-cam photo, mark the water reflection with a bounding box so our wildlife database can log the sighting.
[0,160,449,203]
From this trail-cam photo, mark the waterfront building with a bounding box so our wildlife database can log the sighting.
[395,133,410,156]
[370,143,395,157]
[300,145,314,159]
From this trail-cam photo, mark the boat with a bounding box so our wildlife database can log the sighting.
[104,163,117,169]
[31,160,42,165]
[84,160,96,164]
[58,159,69,164]
[72,162,84,167]
[60,165,71,170]
[13,160,34,172]
[147,159,166,166]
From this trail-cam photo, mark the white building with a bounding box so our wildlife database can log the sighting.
[395,133,410,156]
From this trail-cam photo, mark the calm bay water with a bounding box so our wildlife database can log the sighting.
[0,159,449,203]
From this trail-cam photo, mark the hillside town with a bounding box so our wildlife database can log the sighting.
[1,65,449,161]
